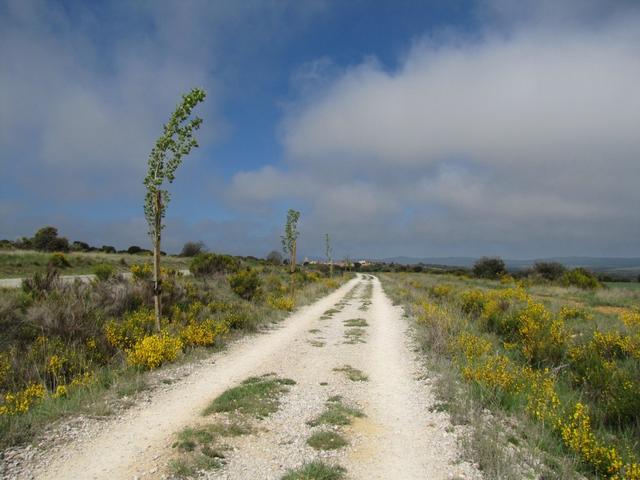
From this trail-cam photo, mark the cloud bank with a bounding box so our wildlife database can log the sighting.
[229,1,640,258]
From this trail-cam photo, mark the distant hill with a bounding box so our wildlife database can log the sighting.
[379,256,640,278]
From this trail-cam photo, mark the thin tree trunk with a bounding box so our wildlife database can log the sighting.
[330,260,333,278]
[289,239,297,296]
[153,190,162,332]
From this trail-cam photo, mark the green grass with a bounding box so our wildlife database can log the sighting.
[308,397,364,427]
[343,327,366,344]
[281,461,346,480]
[308,340,326,347]
[0,250,189,278]
[203,374,295,418]
[333,365,368,382]
[343,318,368,327]
[306,430,348,450]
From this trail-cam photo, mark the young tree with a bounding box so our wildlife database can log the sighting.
[281,209,300,274]
[324,233,333,277]
[144,87,206,331]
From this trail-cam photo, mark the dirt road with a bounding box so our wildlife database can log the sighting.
[26,274,477,480]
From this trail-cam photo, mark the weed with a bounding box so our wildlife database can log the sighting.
[343,328,366,344]
[343,318,368,327]
[307,430,348,450]
[333,365,368,381]
[308,398,364,426]
[203,375,295,418]
[281,461,346,480]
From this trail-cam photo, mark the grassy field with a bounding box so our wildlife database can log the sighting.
[0,250,189,278]
[380,273,640,480]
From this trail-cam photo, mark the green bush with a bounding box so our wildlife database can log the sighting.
[532,261,566,281]
[48,252,70,269]
[228,269,261,300]
[472,257,506,279]
[190,253,240,276]
[561,268,601,289]
[92,263,115,281]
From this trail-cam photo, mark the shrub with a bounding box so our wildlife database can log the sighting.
[180,320,228,347]
[266,250,283,265]
[48,252,70,269]
[180,241,206,257]
[101,245,116,253]
[532,261,566,281]
[92,263,115,281]
[104,307,156,350]
[267,295,295,311]
[473,257,507,279]
[127,333,183,369]
[561,268,601,289]
[190,253,240,276]
[33,226,69,252]
[22,268,61,299]
[229,269,261,300]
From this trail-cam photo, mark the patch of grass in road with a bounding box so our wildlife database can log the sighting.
[321,308,341,320]
[343,328,366,344]
[203,374,295,418]
[281,461,346,480]
[307,430,348,450]
[333,365,368,382]
[343,318,368,327]
[308,397,364,427]
[170,420,251,477]
[308,328,321,334]
[308,339,326,347]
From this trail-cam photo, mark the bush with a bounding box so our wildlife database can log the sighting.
[190,253,240,276]
[180,241,206,257]
[101,245,116,254]
[48,252,70,269]
[127,333,183,369]
[472,257,506,279]
[267,295,295,311]
[228,269,261,300]
[33,226,69,252]
[532,261,566,281]
[92,263,115,281]
[266,250,283,265]
[561,268,601,289]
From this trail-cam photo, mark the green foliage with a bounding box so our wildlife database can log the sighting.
[48,252,70,269]
[532,261,566,281]
[180,241,205,257]
[281,209,300,256]
[143,88,207,237]
[228,269,261,300]
[92,263,115,281]
[266,250,283,265]
[281,462,346,480]
[33,226,69,252]
[307,430,348,450]
[203,375,295,418]
[473,257,507,279]
[561,268,601,289]
[190,253,240,276]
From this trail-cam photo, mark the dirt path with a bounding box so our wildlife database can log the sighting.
[28,274,477,480]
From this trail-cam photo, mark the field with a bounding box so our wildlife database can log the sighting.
[380,272,640,479]
[0,250,189,279]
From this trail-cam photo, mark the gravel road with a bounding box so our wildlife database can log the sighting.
[8,274,479,480]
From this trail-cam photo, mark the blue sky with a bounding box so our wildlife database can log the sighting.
[1,0,640,259]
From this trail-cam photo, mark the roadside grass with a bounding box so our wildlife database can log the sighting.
[0,269,349,449]
[306,430,348,450]
[343,318,368,327]
[203,374,295,418]
[281,461,346,480]
[343,327,366,344]
[308,397,364,427]
[379,272,638,480]
[333,365,368,382]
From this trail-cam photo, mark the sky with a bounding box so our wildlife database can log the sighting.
[1,0,639,260]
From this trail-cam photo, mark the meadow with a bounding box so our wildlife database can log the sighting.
[380,272,640,480]
[0,250,190,279]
